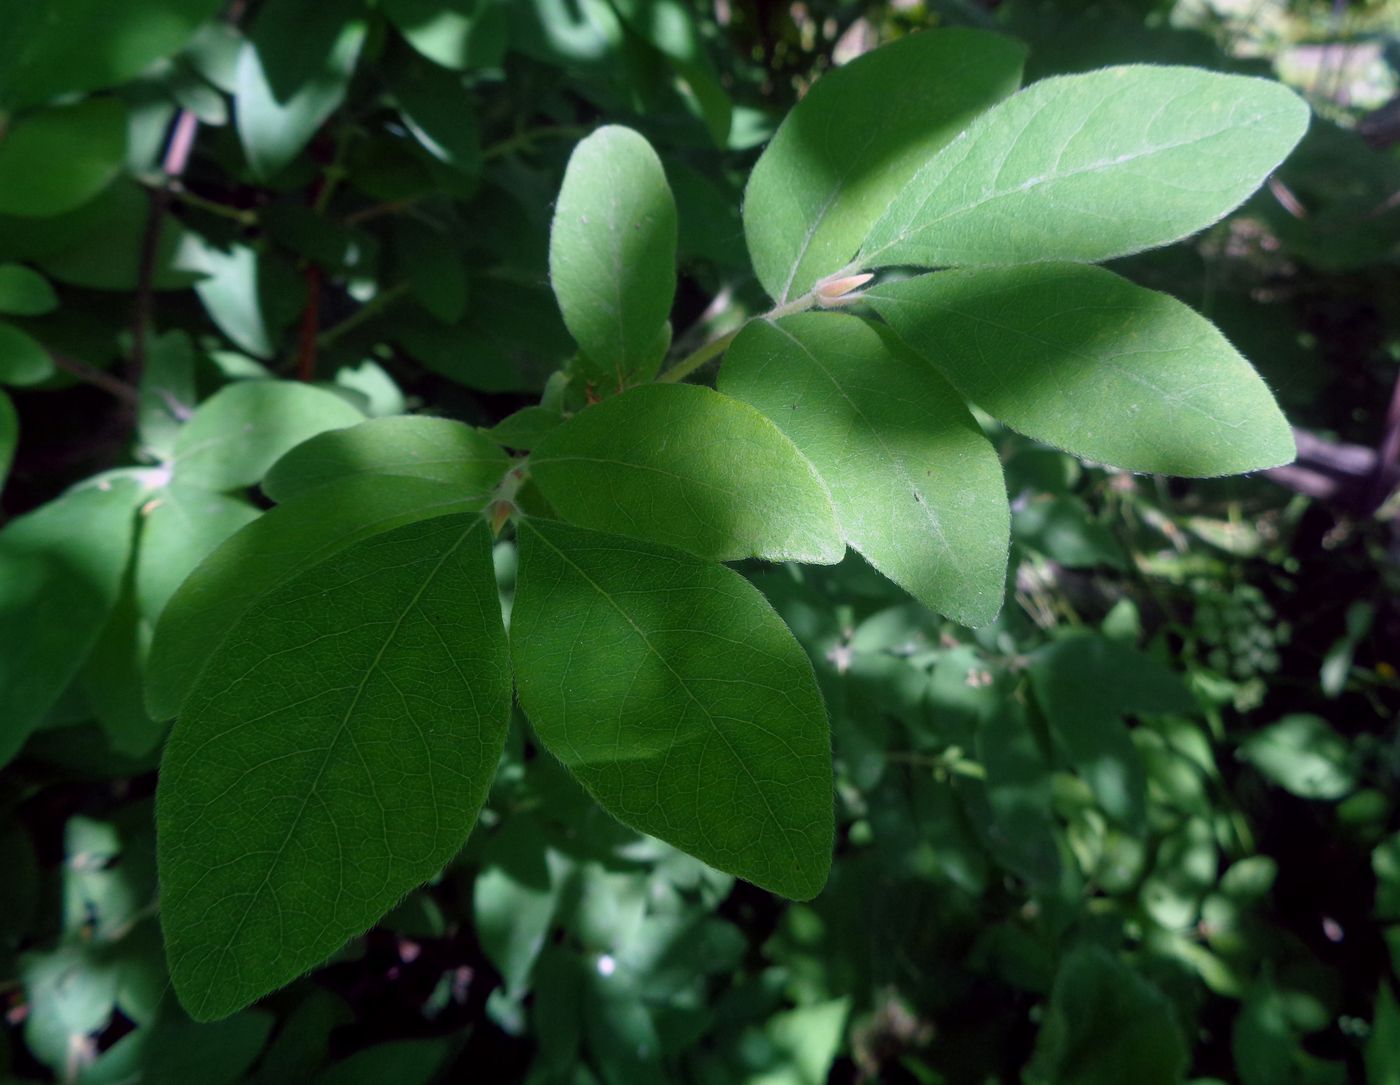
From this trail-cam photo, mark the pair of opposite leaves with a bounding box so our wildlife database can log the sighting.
[155,30,1308,1021]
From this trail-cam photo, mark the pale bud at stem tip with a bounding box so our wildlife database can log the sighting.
[814,271,875,308]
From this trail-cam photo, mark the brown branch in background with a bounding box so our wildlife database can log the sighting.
[49,352,142,408]
[132,109,201,386]
[296,264,323,382]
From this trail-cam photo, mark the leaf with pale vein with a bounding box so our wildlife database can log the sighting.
[720,312,1007,625]
[860,65,1309,268]
[743,29,1025,303]
[529,383,843,564]
[865,263,1294,476]
[146,476,477,720]
[511,518,833,900]
[158,514,510,1021]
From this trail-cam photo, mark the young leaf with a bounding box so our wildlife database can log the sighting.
[528,383,843,564]
[719,312,1008,626]
[0,264,58,316]
[146,476,476,720]
[158,514,511,1021]
[235,0,367,180]
[171,380,365,492]
[262,416,509,505]
[866,263,1295,476]
[0,480,141,767]
[860,66,1309,269]
[0,98,127,217]
[549,126,677,386]
[743,29,1025,304]
[0,321,52,385]
[511,518,834,900]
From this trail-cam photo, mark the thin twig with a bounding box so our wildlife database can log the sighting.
[296,265,323,382]
[316,283,411,350]
[49,353,142,407]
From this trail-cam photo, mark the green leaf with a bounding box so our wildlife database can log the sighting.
[474,819,568,997]
[1369,983,1400,1085]
[381,0,507,71]
[1026,945,1188,1085]
[394,218,469,324]
[549,126,677,387]
[1029,635,1193,829]
[171,380,365,492]
[0,264,57,315]
[610,0,732,145]
[136,485,262,623]
[743,29,1024,304]
[146,475,475,720]
[720,311,1008,626]
[0,388,15,488]
[138,330,198,459]
[158,514,511,1021]
[1238,714,1356,800]
[235,0,368,180]
[262,416,509,505]
[193,244,301,359]
[0,480,141,767]
[386,58,482,175]
[529,383,843,564]
[311,1040,450,1085]
[866,263,1295,476]
[1014,496,1126,570]
[859,66,1309,269]
[0,98,127,217]
[0,0,223,110]
[0,320,52,385]
[511,518,833,900]
[485,405,564,451]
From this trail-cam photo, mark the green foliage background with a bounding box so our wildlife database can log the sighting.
[1,0,1399,1082]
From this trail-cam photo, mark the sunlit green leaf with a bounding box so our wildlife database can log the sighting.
[159,514,510,1020]
[550,126,677,386]
[744,29,1024,303]
[721,311,1007,625]
[867,263,1295,476]
[511,518,834,900]
[860,66,1309,268]
[1238,714,1356,800]
[171,380,364,492]
[529,383,843,564]
[381,0,507,70]
[263,416,508,505]
[0,480,141,767]
[146,476,475,720]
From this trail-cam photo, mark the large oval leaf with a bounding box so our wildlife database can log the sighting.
[720,312,1008,626]
[860,66,1309,268]
[743,29,1024,304]
[0,98,127,217]
[511,518,833,900]
[549,126,677,387]
[158,514,510,1021]
[262,416,509,505]
[528,382,843,564]
[146,476,476,720]
[866,263,1295,476]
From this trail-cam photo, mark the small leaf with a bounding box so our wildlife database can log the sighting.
[0,480,141,767]
[0,98,127,217]
[146,475,476,720]
[1238,714,1356,800]
[867,263,1295,476]
[386,58,482,175]
[171,380,365,492]
[511,518,834,900]
[158,514,511,1021]
[235,0,367,180]
[720,311,1008,625]
[743,29,1024,304]
[194,244,302,359]
[484,405,564,451]
[380,0,507,71]
[549,126,677,386]
[0,320,52,385]
[860,65,1309,268]
[0,264,58,315]
[0,387,15,488]
[262,416,509,505]
[529,382,843,564]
